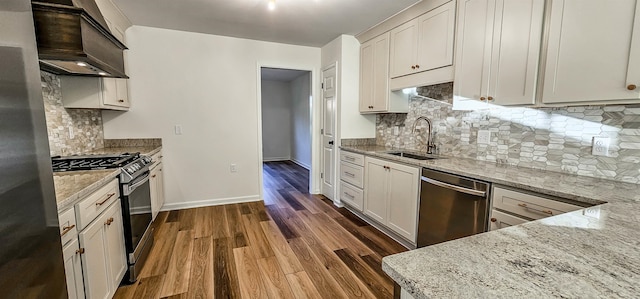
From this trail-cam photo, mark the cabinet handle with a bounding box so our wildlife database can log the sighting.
[344,172,355,177]
[517,203,553,215]
[96,193,116,206]
[152,174,157,178]
[480,97,486,101]
[76,248,85,255]
[118,99,125,103]
[105,217,114,226]
[345,156,356,161]
[490,218,497,223]
[343,192,355,199]
[159,156,164,159]
[628,84,637,91]
[60,224,76,237]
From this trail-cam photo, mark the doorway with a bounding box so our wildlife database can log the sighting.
[260,67,313,193]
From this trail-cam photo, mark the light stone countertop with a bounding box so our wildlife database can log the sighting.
[54,144,162,212]
[341,145,640,298]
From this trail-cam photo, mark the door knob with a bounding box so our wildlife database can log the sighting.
[328,141,334,145]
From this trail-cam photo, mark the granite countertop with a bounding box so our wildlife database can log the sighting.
[341,145,640,298]
[54,140,163,212]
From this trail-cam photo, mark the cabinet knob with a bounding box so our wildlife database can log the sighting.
[76,248,85,255]
[118,99,125,103]
[490,218,497,223]
[152,175,157,178]
[411,65,416,70]
[628,84,637,91]
[415,65,420,69]
[105,217,114,225]
[368,105,374,109]
[480,97,486,101]
[488,96,494,102]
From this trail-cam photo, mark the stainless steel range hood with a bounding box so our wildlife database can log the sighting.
[31,0,128,78]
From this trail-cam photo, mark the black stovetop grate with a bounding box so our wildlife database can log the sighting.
[51,153,140,172]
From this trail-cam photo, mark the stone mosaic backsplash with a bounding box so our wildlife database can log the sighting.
[42,72,104,156]
[377,82,640,184]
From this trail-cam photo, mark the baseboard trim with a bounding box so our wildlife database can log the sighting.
[290,158,311,170]
[160,195,261,211]
[263,157,290,162]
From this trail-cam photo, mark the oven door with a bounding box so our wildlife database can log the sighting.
[122,171,152,255]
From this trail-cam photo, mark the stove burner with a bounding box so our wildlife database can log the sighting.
[51,153,140,172]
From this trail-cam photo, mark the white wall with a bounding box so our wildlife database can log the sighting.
[290,72,312,169]
[261,80,292,161]
[103,26,321,209]
[321,35,376,140]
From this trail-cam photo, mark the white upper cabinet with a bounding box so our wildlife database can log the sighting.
[454,0,544,106]
[61,77,130,110]
[361,32,403,113]
[542,0,640,104]
[390,2,456,79]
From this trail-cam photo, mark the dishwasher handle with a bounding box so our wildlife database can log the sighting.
[421,176,487,197]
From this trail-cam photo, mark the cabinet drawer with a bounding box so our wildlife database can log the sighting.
[340,162,364,188]
[489,209,529,231]
[151,150,163,168]
[340,151,364,166]
[75,178,120,230]
[59,207,78,245]
[340,182,363,211]
[492,186,583,220]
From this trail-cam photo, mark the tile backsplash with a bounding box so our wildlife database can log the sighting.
[377,82,640,184]
[41,71,104,156]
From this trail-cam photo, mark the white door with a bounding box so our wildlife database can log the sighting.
[363,158,389,224]
[542,0,640,103]
[321,66,337,200]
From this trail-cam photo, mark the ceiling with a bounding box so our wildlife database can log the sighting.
[261,68,309,82]
[112,0,421,47]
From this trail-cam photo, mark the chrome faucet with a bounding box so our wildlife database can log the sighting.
[412,116,436,154]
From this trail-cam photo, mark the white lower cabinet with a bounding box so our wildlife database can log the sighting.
[78,200,127,299]
[489,209,528,231]
[62,238,85,299]
[364,157,420,243]
[150,162,165,220]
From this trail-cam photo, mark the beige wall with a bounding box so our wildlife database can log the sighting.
[103,26,321,209]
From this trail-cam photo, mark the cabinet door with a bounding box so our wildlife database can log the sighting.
[115,79,130,107]
[79,214,111,299]
[543,0,640,103]
[104,201,127,293]
[389,20,418,78]
[158,165,166,208]
[453,0,496,102]
[489,209,529,231]
[488,0,544,105]
[150,166,160,220]
[363,158,389,224]
[360,33,391,113]
[63,238,85,299]
[101,78,119,107]
[416,1,456,73]
[360,39,375,112]
[386,162,420,242]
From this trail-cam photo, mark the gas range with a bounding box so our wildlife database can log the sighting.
[51,152,154,183]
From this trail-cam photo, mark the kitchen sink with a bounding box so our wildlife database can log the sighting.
[386,151,440,160]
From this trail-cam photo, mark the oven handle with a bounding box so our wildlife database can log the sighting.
[421,176,486,197]
[125,172,150,195]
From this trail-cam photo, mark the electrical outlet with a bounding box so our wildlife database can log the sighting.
[592,137,610,156]
[174,125,183,135]
[230,164,238,173]
[68,127,74,139]
[477,130,491,144]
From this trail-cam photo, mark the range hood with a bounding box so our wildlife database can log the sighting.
[31,0,128,78]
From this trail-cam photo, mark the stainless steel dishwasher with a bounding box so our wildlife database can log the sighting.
[417,168,491,247]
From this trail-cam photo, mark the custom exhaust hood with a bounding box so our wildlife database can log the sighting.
[31,0,128,78]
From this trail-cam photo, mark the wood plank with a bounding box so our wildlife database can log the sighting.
[187,237,213,299]
[256,256,295,299]
[265,205,300,240]
[211,205,230,239]
[259,220,304,274]
[239,203,252,215]
[334,216,397,257]
[113,281,139,299]
[336,208,369,226]
[334,249,393,298]
[309,211,375,256]
[213,237,241,299]
[132,275,164,299]
[160,294,188,299]
[178,209,196,231]
[233,246,269,299]
[140,222,179,278]
[296,210,344,251]
[287,238,349,299]
[160,230,194,297]
[360,254,394,286]
[359,226,407,254]
[288,190,322,214]
[277,189,307,211]
[194,207,213,238]
[242,213,275,259]
[285,272,323,299]
[225,204,249,248]
[166,210,181,222]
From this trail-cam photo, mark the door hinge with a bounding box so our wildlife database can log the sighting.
[321,128,324,134]
[321,173,324,179]
[321,82,324,89]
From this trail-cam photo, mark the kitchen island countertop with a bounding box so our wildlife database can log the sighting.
[341,145,640,298]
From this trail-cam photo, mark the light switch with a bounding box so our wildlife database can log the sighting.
[592,136,610,156]
[477,130,491,144]
[174,125,183,135]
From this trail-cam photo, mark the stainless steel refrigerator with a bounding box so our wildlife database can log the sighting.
[0,0,67,298]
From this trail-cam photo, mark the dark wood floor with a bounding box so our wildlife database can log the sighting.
[114,161,406,299]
